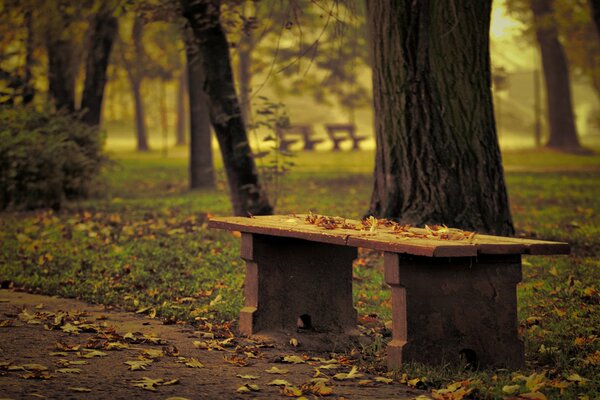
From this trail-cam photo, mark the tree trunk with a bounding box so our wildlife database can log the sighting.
[238,4,255,125]
[175,70,187,146]
[46,37,76,112]
[590,0,600,38]
[121,16,150,151]
[531,0,582,151]
[185,38,215,188]
[22,8,35,105]
[181,0,272,216]
[81,8,118,126]
[132,79,149,151]
[366,0,514,236]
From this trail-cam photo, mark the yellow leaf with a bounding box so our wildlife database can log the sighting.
[237,374,259,380]
[21,364,48,371]
[333,366,364,380]
[282,385,303,397]
[566,373,588,385]
[141,349,163,359]
[407,378,422,387]
[80,350,107,359]
[268,379,293,386]
[519,392,547,400]
[57,368,82,374]
[185,358,204,368]
[502,384,521,395]
[282,355,305,364]
[374,377,393,384]
[68,387,92,393]
[265,366,289,374]
[131,377,163,391]
[525,371,546,392]
[60,323,80,335]
[236,386,251,394]
[289,338,299,347]
[125,360,152,371]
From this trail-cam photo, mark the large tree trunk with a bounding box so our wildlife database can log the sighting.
[185,38,215,188]
[81,8,118,126]
[366,0,514,236]
[175,70,187,146]
[531,0,582,151]
[46,37,76,112]
[590,0,600,37]
[181,0,272,216]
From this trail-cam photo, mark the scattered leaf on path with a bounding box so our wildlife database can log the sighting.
[237,374,259,380]
[185,358,204,368]
[282,355,305,364]
[333,366,364,380]
[265,366,289,374]
[57,368,82,374]
[268,379,293,386]
[69,387,92,393]
[125,360,152,371]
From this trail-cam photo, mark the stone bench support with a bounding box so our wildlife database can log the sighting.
[239,233,357,336]
[384,253,524,369]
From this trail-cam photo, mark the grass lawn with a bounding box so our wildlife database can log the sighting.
[1,147,599,399]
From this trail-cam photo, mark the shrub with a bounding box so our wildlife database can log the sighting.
[0,107,107,210]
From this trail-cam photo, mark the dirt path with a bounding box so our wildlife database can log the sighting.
[0,290,422,399]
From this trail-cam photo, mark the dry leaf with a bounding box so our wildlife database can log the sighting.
[333,366,363,380]
[265,366,289,374]
[282,355,305,364]
[237,374,259,380]
[57,368,81,374]
[125,360,153,371]
[68,387,92,393]
[185,358,204,368]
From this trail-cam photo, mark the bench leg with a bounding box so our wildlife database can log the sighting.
[239,233,357,336]
[384,253,523,369]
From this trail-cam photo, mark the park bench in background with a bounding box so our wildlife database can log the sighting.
[209,214,569,369]
[275,124,324,151]
[324,123,367,151]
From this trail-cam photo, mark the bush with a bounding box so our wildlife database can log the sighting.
[0,107,107,210]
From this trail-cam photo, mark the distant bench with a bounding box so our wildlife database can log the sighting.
[275,123,367,151]
[209,215,569,369]
[324,123,367,151]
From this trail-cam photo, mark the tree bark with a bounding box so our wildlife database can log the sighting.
[81,8,118,126]
[531,0,582,151]
[590,0,600,38]
[175,70,187,146]
[366,0,514,236]
[121,16,150,151]
[181,0,272,216]
[46,37,76,112]
[238,2,255,125]
[22,8,35,105]
[185,37,215,188]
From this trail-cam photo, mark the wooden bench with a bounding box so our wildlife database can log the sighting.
[324,123,367,151]
[275,124,324,151]
[208,214,569,369]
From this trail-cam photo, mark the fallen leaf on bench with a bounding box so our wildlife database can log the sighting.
[265,366,289,374]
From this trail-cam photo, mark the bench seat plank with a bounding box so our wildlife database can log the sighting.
[208,215,569,257]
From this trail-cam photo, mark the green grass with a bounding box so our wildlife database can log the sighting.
[1,147,599,399]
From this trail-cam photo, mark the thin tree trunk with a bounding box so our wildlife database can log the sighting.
[181,0,272,216]
[22,8,35,105]
[46,37,76,112]
[81,8,118,126]
[121,16,150,151]
[185,38,215,188]
[238,5,255,125]
[531,0,582,151]
[366,0,513,236]
[132,79,149,151]
[175,70,187,146]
